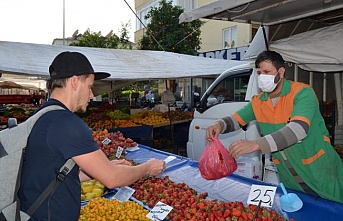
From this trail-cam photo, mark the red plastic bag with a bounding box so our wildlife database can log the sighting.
[198,138,237,180]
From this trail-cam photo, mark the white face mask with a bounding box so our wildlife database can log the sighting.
[257,73,280,92]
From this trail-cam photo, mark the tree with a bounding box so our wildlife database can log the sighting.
[69,21,133,49]
[118,21,134,49]
[138,0,204,55]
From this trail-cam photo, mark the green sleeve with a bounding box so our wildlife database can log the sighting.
[234,101,256,126]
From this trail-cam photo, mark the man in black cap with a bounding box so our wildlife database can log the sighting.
[18,51,165,221]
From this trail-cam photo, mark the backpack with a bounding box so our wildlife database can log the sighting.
[0,105,75,221]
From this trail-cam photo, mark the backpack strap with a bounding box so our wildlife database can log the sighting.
[17,105,67,219]
[26,159,75,216]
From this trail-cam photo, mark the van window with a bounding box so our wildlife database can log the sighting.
[206,74,250,107]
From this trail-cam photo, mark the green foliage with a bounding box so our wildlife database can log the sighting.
[69,29,120,48]
[118,22,134,49]
[69,21,133,49]
[138,0,204,55]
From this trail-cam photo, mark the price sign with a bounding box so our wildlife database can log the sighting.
[101,138,112,145]
[116,146,124,158]
[113,186,135,202]
[247,184,277,208]
[163,156,176,164]
[146,201,173,221]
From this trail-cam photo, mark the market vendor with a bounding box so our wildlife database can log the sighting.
[161,88,175,106]
[206,50,343,203]
[18,51,166,221]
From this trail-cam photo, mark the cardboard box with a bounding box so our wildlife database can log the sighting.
[233,161,263,180]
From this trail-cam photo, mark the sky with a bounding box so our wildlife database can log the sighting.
[0,0,136,45]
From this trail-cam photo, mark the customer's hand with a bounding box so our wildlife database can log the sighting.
[146,158,166,176]
[111,159,132,166]
[206,121,222,141]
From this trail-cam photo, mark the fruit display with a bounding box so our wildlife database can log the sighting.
[0,116,9,124]
[133,114,170,126]
[107,109,130,120]
[113,119,141,128]
[81,179,106,201]
[92,129,138,159]
[130,176,290,221]
[79,104,194,130]
[130,110,170,126]
[81,108,141,130]
[79,197,150,221]
[162,110,193,121]
[2,105,37,122]
[85,118,141,131]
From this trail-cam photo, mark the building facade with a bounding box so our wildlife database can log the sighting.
[133,0,256,105]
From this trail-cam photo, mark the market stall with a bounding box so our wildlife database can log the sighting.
[80,106,193,154]
[103,144,343,221]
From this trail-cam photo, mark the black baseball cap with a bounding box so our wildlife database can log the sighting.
[49,51,110,81]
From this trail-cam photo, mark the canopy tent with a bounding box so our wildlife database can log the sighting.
[0,81,27,89]
[179,0,343,130]
[269,23,343,72]
[179,0,343,26]
[179,0,343,73]
[241,23,343,72]
[0,41,248,81]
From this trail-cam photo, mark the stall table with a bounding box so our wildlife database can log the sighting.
[120,144,343,221]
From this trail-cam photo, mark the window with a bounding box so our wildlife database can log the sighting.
[206,73,250,108]
[176,0,197,11]
[136,1,159,30]
[223,26,237,48]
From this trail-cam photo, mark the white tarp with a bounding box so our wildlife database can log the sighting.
[269,23,343,72]
[241,23,343,73]
[0,41,248,81]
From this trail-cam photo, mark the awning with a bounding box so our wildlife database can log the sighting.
[179,0,343,26]
[0,41,249,81]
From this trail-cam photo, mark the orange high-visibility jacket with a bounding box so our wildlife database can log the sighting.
[233,79,343,203]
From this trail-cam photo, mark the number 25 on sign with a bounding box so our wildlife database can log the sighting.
[247,184,277,208]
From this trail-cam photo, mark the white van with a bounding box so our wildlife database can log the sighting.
[187,62,259,159]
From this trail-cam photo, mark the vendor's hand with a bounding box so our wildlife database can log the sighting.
[206,121,222,141]
[146,158,166,176]
[229,139,259,159]
[111,159,132,166]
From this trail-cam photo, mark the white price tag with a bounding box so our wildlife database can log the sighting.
[146,201,173,221]
[101,138,112,145]
[116,146,124,158]
[163,156,176,164]
[247,184,277,208]
[113,186,135,202]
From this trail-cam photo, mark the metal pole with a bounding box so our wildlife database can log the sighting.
[309,71,313,87]
[334,73,343,125]
[63,0,65,45]
[294,64,298,82]
[323,73,327,102]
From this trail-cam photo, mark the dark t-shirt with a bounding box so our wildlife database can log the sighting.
[18,99,99,221]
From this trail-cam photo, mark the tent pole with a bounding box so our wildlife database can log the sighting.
[63,0,65,45]
[334,73,342,125]
[190,78,194,108]
[294,64,298,82]
[323,73,327,102]
[309,71,313,87]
